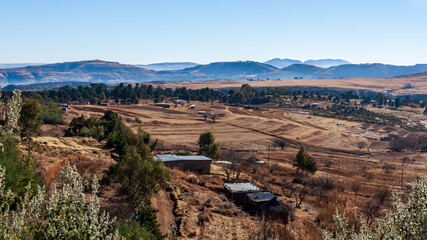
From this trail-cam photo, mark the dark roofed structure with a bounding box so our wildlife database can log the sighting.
[247,192,276,207]
[156,154,212,174]
[224,182,260,204]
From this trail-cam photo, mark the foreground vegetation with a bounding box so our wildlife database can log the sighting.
[0,90,171,239]
[324,176,427,240]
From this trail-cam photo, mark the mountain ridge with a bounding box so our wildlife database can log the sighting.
[1,60,427,86]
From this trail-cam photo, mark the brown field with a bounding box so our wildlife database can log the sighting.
[50,100,426,239]
[150,76,427,95]
[29,96,427,239]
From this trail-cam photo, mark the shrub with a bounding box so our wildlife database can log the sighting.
[323,176,427,240]
[292,178,304,184]
[0,163,123,239]
[53,131,61,138]
[114,221,154,240]
[0,135,43,202]
[135,117,142,123]
[38,102,65,125]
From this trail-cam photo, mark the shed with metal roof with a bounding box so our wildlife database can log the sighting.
[156,154,212,174]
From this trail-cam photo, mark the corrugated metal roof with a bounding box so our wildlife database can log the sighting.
[156,154,212,162]
[224,183,260,194]
[247,192,276,203]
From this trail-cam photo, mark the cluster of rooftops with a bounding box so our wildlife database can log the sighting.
[223,182,277,206]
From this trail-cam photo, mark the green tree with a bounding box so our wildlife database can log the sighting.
[198,131,220,160]
[294,146,317,175]
[115,147,171,208]
[18,98,42,161]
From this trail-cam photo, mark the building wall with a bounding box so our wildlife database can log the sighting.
[163,160,211,174]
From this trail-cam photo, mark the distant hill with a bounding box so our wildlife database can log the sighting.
[315,64,427,79]
[263,58,302,68]
[0,60,156,86]
[303,59,351,68]
[2,59,427,86]
[0,63,44,69]
[135,62,199,71]
[178,61,278,78]
[392,71,427,78]
[1,81,93,91]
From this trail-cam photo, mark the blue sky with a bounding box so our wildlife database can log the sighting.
[0,0,426,65]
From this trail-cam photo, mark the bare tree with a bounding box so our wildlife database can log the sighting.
[221,149,250,181]
[351,181,361,199]
[281,182,309,208]
[362,187,390,226]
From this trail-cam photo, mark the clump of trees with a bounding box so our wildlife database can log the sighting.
[294,146,317,175]
[323,176,427,240]
[390,134,427,153]
[198,131,220,160]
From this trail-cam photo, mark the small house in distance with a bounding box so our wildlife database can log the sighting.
[224,182,260,204]
[156,154,212,174]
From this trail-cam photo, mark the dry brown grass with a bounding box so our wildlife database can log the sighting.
[151,76,427,96]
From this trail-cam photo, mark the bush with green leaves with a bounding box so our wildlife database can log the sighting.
[0,135,42,202]
[323,176,427,240]
[115,201,165,240]
[0,163,123,239]
[38,102,65,125]
[0,90,23,138]
[114,220,154,240]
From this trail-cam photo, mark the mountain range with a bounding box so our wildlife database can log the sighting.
[1,59,427,86]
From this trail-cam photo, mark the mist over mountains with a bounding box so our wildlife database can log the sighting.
[263,58,350,68]
[1,59,427,87]
[135,62,199,71]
